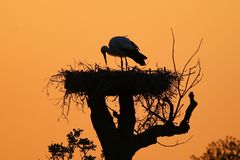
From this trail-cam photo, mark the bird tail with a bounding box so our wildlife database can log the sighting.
[129,51,147,66]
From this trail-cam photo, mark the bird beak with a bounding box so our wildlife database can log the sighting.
[103,52,107,65]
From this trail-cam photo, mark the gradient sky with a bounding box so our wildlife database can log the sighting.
[0,0,240,159]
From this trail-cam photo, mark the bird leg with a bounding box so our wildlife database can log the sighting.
[120,57,123,71]
[125,57,128,70]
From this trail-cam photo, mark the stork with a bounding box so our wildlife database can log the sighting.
[101,36,147,70]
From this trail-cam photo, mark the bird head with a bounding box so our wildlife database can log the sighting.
[101,46,108,65]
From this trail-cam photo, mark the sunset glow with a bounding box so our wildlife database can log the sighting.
[0,0,239,159]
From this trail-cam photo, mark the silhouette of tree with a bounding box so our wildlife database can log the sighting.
[190,136,240,160]
[47,31,202,160]
[48,128,97,160]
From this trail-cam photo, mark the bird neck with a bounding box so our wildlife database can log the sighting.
[106,47,115,56]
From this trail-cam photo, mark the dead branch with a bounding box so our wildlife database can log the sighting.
[157,136,193,147]
[170,29,203,121]
[171,28,177,73]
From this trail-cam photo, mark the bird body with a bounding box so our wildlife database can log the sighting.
[101,36,147,67]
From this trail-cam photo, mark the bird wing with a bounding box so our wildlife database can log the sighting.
[129,40,140,51]
[110,36,140,52]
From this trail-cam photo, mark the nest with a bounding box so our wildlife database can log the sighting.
[47,63,180,121]
[62,65,178,97]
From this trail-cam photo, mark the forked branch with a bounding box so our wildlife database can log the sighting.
[170,29,203,121]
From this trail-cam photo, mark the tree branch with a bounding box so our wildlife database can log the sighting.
[163,97,174,122]
[171,28,177,73]
[157,136,193,147]
[183,92,198,123]
[133,92,198,151]
[133,122,190,151]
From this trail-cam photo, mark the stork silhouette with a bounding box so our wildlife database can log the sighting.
[101,36,147,70]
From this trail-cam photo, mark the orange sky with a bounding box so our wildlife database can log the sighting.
[0,0,240,159]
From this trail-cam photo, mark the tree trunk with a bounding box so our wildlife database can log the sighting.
[86,92,198,160]
[87,94,135,160]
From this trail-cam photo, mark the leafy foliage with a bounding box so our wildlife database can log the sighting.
[191,136,240,160]
[48,129,97,160]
